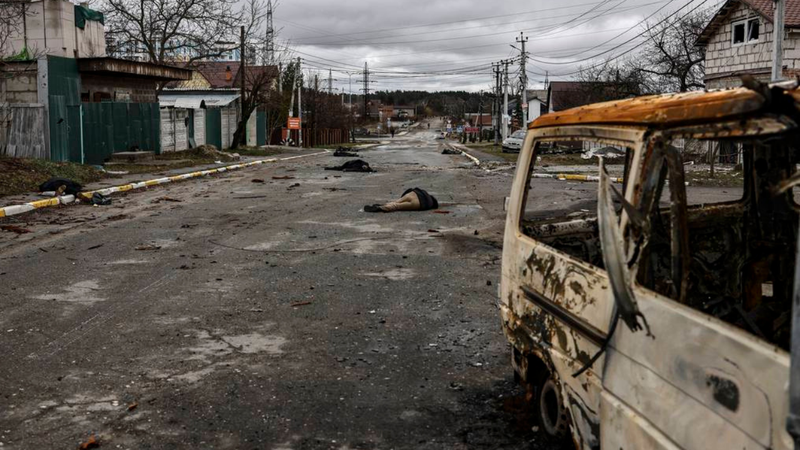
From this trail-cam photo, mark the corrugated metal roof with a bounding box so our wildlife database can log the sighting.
[158,92,240,108]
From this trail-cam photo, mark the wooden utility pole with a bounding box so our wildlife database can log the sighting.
[772,0,785,81]
[240,26,246,122]
[517,32,529,127]
[297,57,303,147]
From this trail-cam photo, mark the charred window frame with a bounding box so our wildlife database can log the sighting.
[634,119,797,350]
[518,128,642,270]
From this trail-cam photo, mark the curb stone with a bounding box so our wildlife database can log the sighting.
[0,150,329,219]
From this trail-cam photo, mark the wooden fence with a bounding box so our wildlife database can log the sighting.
[0,104,47,159]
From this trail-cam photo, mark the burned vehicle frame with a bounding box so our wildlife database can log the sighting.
[499,83,800,450]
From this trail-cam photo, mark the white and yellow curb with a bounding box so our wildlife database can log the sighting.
[532,173,624,183]
[0,150,329,219]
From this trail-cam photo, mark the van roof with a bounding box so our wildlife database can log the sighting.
[529,87,769,130]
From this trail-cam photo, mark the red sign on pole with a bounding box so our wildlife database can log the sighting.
[287,117,301,130]
[465,127,480,133]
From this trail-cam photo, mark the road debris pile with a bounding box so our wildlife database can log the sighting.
[364,187,438,213]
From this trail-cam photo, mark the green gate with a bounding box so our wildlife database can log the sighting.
[81,103,161,165]
[205,108,222,149]
[256,111,266,146]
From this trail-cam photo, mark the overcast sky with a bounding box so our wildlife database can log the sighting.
[272,0,723,94]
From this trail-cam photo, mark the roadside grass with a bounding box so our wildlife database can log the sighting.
[0,156,104,197]
[464,144,520,163]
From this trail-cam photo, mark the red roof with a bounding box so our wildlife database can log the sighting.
[743,0,800,26]
[233,65,279,90]
[194,61,241,88]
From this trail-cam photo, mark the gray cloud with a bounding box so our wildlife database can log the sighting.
[272,0,721,92]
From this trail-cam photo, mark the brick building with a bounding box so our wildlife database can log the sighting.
[697,0,800,89]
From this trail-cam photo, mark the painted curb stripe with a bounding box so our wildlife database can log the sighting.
[532,173,623,183]
[0,150,330,219]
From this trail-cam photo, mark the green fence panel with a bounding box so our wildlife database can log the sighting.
[48,95,69,161]
[67,105,83,163]
[205,108,222,149]
[256,111,266,146]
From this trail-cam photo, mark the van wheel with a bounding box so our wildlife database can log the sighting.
[538,376,570,438]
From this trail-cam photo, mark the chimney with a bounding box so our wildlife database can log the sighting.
[225,66,232,82]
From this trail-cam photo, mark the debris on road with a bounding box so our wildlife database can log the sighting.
[135,244,161,251]
[432,210,450,214]
[291,301,312,307]
[153,197,183,203]
[127,402,138,411]
[87,244,104,250]
[364,188,439,213]
[77,434,99,449]
[0,225,32,234]
[251,179,266,183]
[324,159,374,172]
[90,193,112,206]
[272,176,295,180]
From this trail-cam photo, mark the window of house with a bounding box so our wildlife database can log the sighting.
[732,18,760,45]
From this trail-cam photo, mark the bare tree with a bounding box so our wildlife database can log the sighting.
[100,0,251,65]
[0,0,27,59]
[230,0,297,149]
[637,9,711,93]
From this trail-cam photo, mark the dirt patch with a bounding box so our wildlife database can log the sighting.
[0,156,104,197]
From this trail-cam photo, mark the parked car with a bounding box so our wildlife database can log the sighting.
[500,85,797,449]
[501,129,526,153]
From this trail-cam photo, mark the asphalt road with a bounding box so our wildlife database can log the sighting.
[0,126,571,449]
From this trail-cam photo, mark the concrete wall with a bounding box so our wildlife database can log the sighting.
[221,106,237,149]
[5,0,106,59]
[80,74,158,103]
[246,113,257,147]
[0,63,39,104]
[194,109,206,146]
[704,2,800,89]
[160,108,189,152]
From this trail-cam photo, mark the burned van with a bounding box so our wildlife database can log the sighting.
[499,83,800,450]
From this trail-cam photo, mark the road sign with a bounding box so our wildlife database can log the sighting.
[287,117,301,130]
[446,127,453,133]
[456,126,463,133]
[521,103,528,110]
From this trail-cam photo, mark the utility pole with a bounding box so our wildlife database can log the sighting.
[328,68,333,95]
[503,60,509,141]
[493,62,501,145]
[297,57,303,147]
[517,32,529,127]
[240,26,246,123]
[266,0,275,65]
[363,62,369,120]
[772,0,785,81]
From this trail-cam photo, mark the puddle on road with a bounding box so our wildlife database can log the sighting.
[31,280,106,305]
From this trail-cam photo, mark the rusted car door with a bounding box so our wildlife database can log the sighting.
[500,125,645,449]
[599,133,792,450]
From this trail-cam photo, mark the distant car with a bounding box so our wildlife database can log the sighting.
[502,130,526,153]
[353,127,369,136]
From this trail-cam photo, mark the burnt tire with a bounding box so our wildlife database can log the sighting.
[538,376,570,439]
